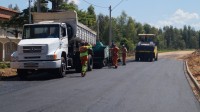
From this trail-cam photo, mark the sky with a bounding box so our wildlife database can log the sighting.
[1,0,200,30]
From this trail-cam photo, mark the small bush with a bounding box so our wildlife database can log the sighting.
[0,63,9,69]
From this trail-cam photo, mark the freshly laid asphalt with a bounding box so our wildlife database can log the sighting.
[0,58,200,112]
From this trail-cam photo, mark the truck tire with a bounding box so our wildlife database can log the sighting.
[87,55,93,71]
[149,57,153,62]
[135,53,139,61]
[17,69,27,80]
[56,57,66,78]
[74,52,81,73]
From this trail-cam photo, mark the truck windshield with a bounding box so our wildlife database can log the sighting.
[23,25,60,39]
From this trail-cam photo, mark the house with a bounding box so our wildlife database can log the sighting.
[0,6,21,61]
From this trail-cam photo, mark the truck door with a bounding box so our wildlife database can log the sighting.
[60,26,68,53]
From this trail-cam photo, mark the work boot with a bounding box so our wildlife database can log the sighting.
[81,72,84,77]
[81,72,86,77]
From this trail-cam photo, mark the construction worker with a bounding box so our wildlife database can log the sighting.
[79,42,92,77]
[110,44,119,68]
[121,45,127,65]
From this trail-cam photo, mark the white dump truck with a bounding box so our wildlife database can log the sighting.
[10,11,96,79]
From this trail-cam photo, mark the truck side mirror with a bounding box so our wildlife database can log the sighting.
[61,27,66,37]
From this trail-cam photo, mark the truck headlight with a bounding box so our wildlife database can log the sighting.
[11,52,18,62]
[46,54,57,60]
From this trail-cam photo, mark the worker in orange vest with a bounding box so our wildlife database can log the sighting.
[79,42,92,77]
[110,44,119,68]
[121,44,127,65]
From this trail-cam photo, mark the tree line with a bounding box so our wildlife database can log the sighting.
[1,0,200,51]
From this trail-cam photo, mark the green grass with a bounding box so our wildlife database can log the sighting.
[0,62,10,69]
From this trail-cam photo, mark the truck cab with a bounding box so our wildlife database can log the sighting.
[11,21,68,79]
[10,11,97,79]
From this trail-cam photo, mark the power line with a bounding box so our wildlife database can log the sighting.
[81,0,108,9]
[112,0,125,11]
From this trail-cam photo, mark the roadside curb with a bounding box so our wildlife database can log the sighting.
[185,61,200,92]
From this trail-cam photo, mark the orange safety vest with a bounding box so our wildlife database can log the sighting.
[112,47,119,57]
[122,47,127,55]
[79,45,92,57]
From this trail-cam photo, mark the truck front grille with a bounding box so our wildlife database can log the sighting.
[24,56,41,59]
[23,46,42,53]
[24,63,39,68]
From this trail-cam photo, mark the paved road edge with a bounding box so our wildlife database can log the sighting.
[185,61,200,92]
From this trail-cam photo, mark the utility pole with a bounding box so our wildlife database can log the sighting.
[37,0,41,12]
[109,5,112,46]
[29,0,32,23]
[97,18,100,41]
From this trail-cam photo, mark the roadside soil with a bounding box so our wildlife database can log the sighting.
[0,68,17,77]
[184,50,200,84]
[158,51,194,60]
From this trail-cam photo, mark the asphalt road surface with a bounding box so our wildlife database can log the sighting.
[0,57,200,112]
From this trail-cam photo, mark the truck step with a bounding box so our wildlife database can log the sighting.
[66,66,71,70]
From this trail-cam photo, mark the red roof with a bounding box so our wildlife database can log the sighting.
[0,6,18,20]
[0,13,10,19]
[0,6,18,13]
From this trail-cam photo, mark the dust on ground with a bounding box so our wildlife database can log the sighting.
[159,51,194,60]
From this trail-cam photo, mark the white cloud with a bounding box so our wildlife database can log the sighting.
[153,9,200,30]
[170,9,199,24]
[66,0,80,5]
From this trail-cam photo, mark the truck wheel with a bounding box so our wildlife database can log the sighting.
[56,57,66,78]
[135,53,139,61]
[87,55,93,71]
[17,69,27,80]
[149,57,153,62]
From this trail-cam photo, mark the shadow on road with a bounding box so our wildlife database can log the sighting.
[0,59,153,81]
[0,70,81,81]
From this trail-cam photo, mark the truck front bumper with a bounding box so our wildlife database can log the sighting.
[11,60,61,69]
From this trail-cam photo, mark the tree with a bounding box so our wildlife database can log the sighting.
[97,14,110,45]
[60,1,78,11]
[86,5,96,28]
[13,4,20,12]
[8,4,13,9]
[8,4,20,12]
[33,0,48,12]
[48,0,64,10]
[1,8,30,38]
[117,11,128,38]
[143,24,151,34]
[125,17,136,43]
